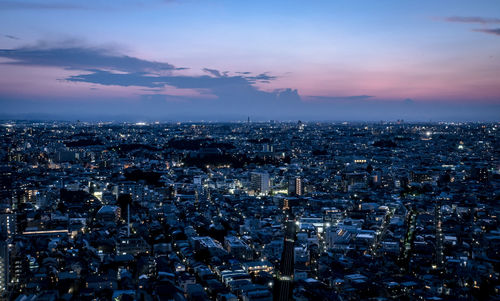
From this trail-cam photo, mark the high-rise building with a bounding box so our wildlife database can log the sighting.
[262,144,274,152]
[0,241,9,294]
[274,214,296,301]
[288,177,302,196]
[250,172,270,195]
[0,167,13,206]
[0,214,16,239]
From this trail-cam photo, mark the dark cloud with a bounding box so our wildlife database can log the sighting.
[67,70,263,90]
[65,68,296,114]
[473,28,500,36]
[203,68,223,77]
[203,68,277,82]
[0,43,294,113]
[66,69,281,95]
[67,70,165,88]
[445,16,500,24]
[245,73,277,82]
[443,16,500,37]
[66,70,260,89]
[0,46,178,72]
[4,34,20,40]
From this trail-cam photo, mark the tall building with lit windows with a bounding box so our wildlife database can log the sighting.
[250,172,270,195]
[0,212,14,294]
[0,241,8,294]
[288,177,302,196]
[0,214,16,239]
[274,214,296,301]
[0,167,13,206]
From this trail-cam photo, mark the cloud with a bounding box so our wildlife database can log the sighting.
[444,16,500,24]
[307,95,374,102]
[0,43,290,110]
[203,68,223,77]
[4,34,20,40]
[202,68,277,82]
[443,16,500,37]
[0,45,179,72]
[275,88,300,102]
[0,42,301,117]
[472,28,500,36]
[244,73,277,83]
[67,70,165,88]
[64,68,300,116]
[66,69,285,97]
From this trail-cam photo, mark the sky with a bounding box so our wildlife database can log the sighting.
[0,0,499,121]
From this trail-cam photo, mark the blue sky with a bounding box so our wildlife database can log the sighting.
[1,0,499,121]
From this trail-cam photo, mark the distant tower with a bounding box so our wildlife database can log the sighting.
[274,212,296,301]
[247,116,250,124]
[127,203,131,237]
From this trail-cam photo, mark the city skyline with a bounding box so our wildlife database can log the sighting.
[1,0,500,121]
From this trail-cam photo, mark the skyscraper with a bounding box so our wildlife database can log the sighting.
[288,177,302,196]
[274,212,296,301]
[0,241,8,294]
[250,172,270,195]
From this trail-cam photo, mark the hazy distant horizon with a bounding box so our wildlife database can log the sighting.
[1,107,499,123]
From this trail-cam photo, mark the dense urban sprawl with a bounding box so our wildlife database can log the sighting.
[0,121,499,300]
